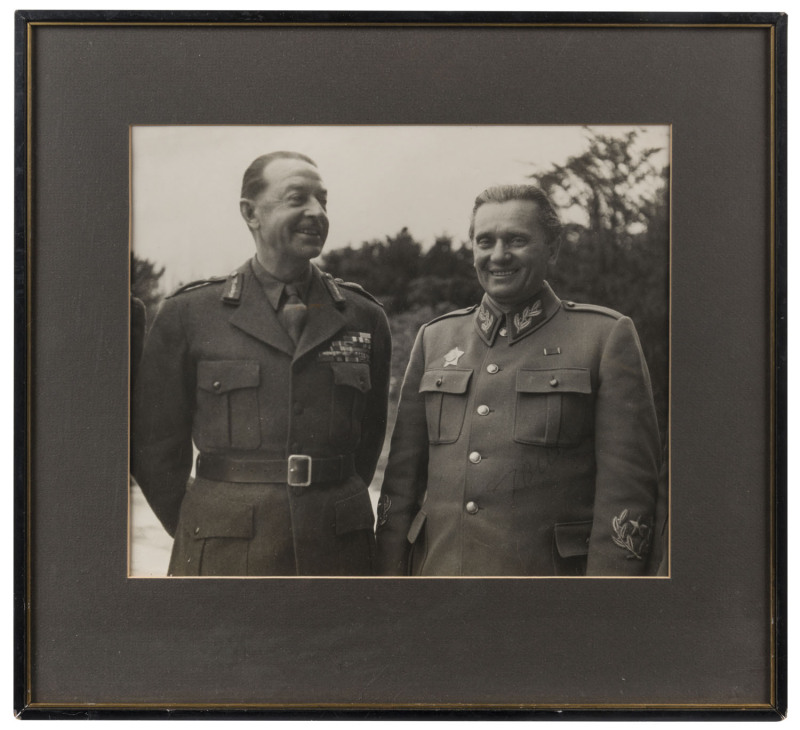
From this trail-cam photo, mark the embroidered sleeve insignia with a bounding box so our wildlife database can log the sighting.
[377,494,391,527]
[611,509,652,560]
[443,347,465,367]
[513,299,543,332]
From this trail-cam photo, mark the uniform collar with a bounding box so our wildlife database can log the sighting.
[250,256,313,311]
[474,281,561,346]
[227,260,345,361]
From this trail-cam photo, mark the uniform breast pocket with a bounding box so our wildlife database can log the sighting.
[514,368,592,447]
[195,360,261,450]
[329,362,371,446]
[419,369,472,444]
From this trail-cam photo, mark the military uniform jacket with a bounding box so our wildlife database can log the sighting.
[132,260,391,576]
[376,282,660,576]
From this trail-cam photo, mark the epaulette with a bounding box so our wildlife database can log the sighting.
[561,300,623,319]
[427,304,478,326]
[166,276,227,299]
[319,272,347,310]
[330,275,385,308]
[220,270,244,305]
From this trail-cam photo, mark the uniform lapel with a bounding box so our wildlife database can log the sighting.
[228,262,296,356]
[293,268,347,362]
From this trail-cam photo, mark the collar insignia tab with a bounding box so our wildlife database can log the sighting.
[477,305,494,333]
[475,299,503,345]
[512,299,543,334]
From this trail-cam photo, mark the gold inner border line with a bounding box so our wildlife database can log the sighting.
[768,23,777,709]
[27,21,776,29]
[24,701,777,710]
[25,18,34,711]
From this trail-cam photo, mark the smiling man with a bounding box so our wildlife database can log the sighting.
[376,184,661,576]
[132,151,391,576]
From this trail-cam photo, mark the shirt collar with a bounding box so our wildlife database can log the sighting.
[474,281,561,346]
[250,256,313,311]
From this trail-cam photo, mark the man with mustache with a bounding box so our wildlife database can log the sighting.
[133,151,391,576]
[376,184,662,576]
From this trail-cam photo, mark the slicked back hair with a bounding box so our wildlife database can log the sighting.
[240,151,318,201]
[469,185,562,245]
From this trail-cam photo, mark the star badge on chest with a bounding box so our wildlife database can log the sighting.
[443,347,465,367]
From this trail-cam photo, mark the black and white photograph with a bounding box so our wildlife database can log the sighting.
[130,125,671,578]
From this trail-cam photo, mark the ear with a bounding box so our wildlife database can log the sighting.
[239,199,258,230]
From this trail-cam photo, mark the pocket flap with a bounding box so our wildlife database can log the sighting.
[406,509,427,544]
[335,490,376,534]
[419,369,472,394]
[516,368,591,394]
[554,520,593,558]
[197,360,260,394]
[182,490,254,539]
[331,362,371,393]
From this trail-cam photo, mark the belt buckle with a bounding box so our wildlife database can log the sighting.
[287,454,312,487]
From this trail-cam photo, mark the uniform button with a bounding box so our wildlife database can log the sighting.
[487,363,499,374]
[566,301,575,308]
[499,327,507,337]
[291,442,302,453]
[212,380,221,391]
[194,526,200,535]
[292,401,304,415]
[436,378,443,387]
[477,405,490,416]
[469,451,482,464]
[549,377,559,387]
[466,501,479,515]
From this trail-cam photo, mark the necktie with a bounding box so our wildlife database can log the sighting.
[281,284,307,345]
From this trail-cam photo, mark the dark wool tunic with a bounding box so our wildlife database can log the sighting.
[133,260,391,576]
[376,282,661,576]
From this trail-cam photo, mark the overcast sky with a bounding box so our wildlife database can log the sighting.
[132,125,669,290]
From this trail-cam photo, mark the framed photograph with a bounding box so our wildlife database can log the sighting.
[16,11,786,717]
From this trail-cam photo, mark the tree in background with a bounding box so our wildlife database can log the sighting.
[529,128,669,439]
[324,233,481,311]
[131,128,669,438]
[323,232,483,395]
[131,253,166,332]
[323,127,669,440]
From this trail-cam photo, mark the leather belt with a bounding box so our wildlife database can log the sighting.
[196,453,355,487]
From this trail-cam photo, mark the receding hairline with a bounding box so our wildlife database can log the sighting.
[468,184,562,244]
[241,151,319,200]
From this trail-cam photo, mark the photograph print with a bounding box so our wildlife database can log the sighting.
[129,124,670,579]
